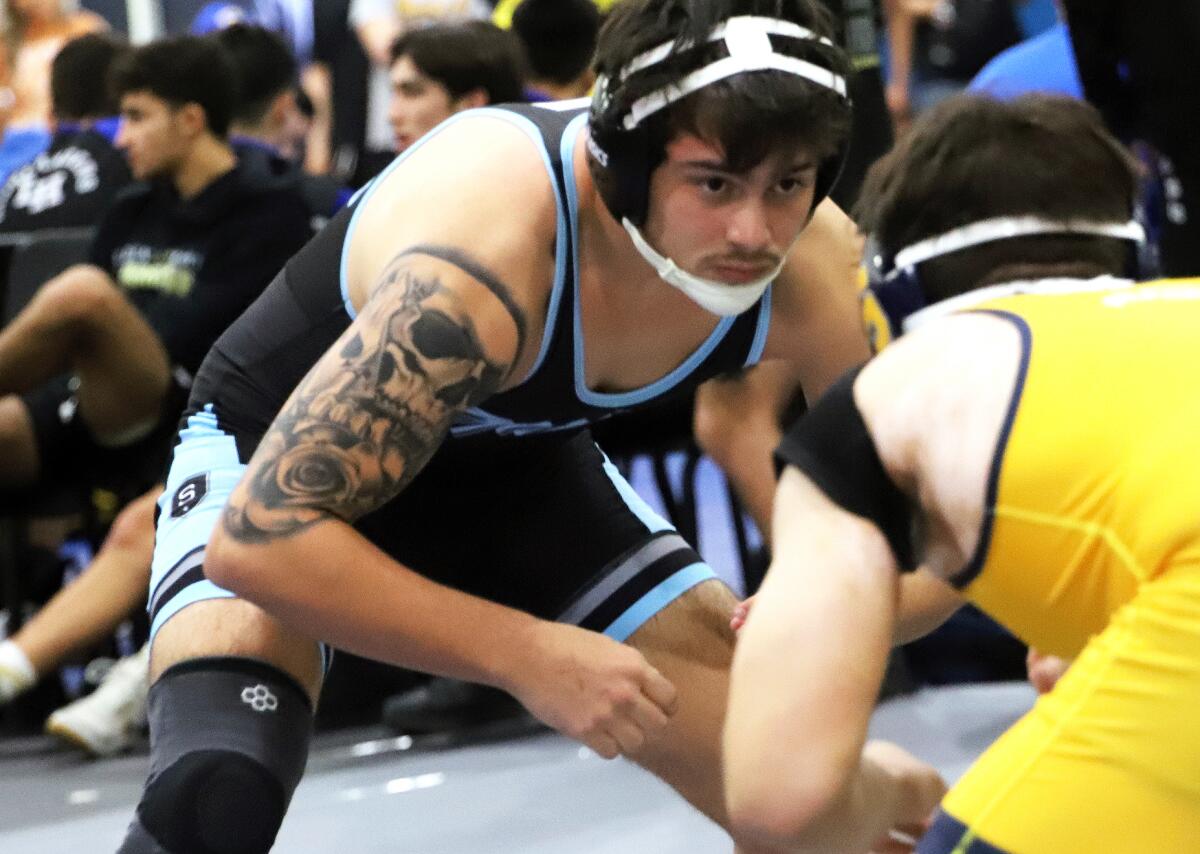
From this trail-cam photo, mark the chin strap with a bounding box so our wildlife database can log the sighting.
[622,218,781,317]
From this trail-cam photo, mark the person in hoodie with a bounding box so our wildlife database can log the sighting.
[0,34,309,497]
[0,31,132,234]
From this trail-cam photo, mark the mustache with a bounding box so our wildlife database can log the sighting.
[712,253,781,267]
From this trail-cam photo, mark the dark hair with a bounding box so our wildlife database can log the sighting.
[512,0,600,86]
[210,23,298,127]
[855,94,1142,300]
[594,0,852,174]
[109,35,237,138]
[390,21,525,105]
[51,32,129,121]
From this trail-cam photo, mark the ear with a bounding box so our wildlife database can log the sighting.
[176,101,209,138]
[268,90,298,130]
[454,87,490,112]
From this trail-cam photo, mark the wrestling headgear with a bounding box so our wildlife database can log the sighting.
[589,14,850,316]
[860,215,1150,351]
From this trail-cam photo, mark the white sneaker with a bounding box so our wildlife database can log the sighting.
[45,643,150,756]
[0,638,36,705]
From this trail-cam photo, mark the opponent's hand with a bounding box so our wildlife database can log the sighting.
[1026,648,1071,695]
[864,740,946,852]
[730,594,757,632]
[508,622,677,759]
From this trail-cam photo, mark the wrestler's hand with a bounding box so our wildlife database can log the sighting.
[864,740,946,852]
[1026,648,1071,694]
[730,594,756,632]
[507,622,677,759]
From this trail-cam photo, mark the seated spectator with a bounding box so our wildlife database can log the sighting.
[0,32,132,235]
[0,35,311,756]
[210,22,350,231]
[511,0,600,101]
[0,485,159,755]
[0,0,108,184]
[0,34,309,501]
[190,2,333,177]
[387,20,525,154]
[351,0,491,178]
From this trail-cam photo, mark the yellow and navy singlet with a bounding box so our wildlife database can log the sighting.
[951,277,1200,658]
[918,276,1200,854]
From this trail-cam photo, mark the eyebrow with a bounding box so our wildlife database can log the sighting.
[678,158,818,173]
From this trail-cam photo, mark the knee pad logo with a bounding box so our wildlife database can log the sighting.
[241,684,279,713]
[170,473,209,518]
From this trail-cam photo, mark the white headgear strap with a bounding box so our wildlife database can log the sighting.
[620,16,847,130]
[892,216,1146,272]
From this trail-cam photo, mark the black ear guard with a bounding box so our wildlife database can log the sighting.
[859,235,926,353]
[587,15,851,228]
[858,216,1153,352]
[587,76,659,229]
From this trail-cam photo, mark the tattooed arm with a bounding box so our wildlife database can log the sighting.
[222,245,520,543]
[205,247,677,755]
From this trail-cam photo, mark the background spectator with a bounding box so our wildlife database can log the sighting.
[350,0,491,180]
[1062,0,1200,276]
[968,3,1082,101]
[0,31,132,234]
[387,20,524,155]
[0,0,108,184]
[883,0,1023,132]
[510,0,599,102]
[212,22,350,231]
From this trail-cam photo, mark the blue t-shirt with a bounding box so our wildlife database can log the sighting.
[969,22,1083,100]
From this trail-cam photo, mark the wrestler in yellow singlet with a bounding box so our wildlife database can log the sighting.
[932,277,1200,853]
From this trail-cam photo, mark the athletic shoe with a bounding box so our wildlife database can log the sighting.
[45,643,149,756]
[0,638,36,705]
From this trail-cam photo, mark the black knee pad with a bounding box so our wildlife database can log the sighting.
[128,658,313,854]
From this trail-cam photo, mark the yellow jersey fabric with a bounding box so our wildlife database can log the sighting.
[929,278,1200,853]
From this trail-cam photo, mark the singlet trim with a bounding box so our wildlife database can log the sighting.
[744,289,773,366]
[512,112,579,382]
[563,128,744,408]
[338,108,568,333]
[952,309,1033,589]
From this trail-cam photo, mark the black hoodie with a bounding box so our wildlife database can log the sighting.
[87,157,310,376]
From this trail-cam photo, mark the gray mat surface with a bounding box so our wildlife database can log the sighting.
[0,682,1035,853]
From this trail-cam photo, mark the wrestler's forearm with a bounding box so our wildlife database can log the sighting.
[893,568,965,644]
[205,518,542,691]
[727,473,900,848]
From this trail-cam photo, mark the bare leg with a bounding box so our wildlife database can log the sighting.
[625,579,779,853]
[149,598,324,704]
[0,394,39,488]
[120,598,323,853]
[0,265,169,440]
[11,487,160,676]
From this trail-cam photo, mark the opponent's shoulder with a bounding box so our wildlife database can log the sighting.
[855,312,1026,476]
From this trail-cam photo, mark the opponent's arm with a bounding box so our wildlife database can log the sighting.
[894,568,964,644]
[207,247,675,756]
[725,469,943,851]
[731,566,963,641]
